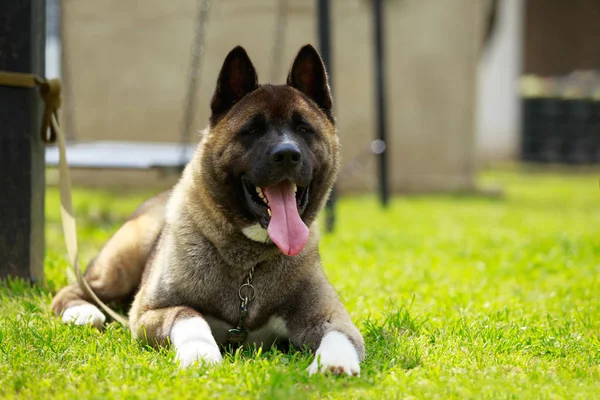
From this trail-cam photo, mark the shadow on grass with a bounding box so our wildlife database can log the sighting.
[264,305,426,398]
[188,306,429,398]
[2,277,425,397]
[0,277,49,299]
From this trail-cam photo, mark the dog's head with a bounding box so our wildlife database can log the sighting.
[199,44,340,257]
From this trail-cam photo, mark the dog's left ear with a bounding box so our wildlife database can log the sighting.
[287,44,333,116]
[211,46,259,118]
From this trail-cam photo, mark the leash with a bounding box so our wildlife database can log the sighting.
[0,70,129,326]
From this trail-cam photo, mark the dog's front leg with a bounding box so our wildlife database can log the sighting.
[284,279,366,377]
[129,304,222,368]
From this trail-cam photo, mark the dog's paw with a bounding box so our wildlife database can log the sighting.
[307,331,361,377]
[170,317,223,369]
[61,304,106,328]
[175,340,223,368]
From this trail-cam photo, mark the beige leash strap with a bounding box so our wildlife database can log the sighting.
[0,70,129,326]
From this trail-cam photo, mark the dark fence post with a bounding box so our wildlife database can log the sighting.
[0,1,46,282]
[317,0,336,232]
[372,0,389,207]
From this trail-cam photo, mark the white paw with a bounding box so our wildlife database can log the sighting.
[170,317,222,369]
[307,331,361,377]
[61,304,106,328]
[175,339,223,368]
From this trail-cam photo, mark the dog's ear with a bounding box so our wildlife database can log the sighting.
[211,46,259,118]
[287,44,333,115]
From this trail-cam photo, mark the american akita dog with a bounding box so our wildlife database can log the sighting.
[52,44,365,376]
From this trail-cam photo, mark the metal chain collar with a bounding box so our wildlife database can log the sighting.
[227,264,257,345]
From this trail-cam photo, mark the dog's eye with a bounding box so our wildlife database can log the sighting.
[297,125,310,134]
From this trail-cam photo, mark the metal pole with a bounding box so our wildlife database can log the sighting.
[178,0,211,168]
[317,0,336,232]
[373,0,390,207]
[0,0,46,281]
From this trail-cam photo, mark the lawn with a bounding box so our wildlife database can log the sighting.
[1,167,599,399]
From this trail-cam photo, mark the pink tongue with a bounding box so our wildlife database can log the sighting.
[263,181,309,256]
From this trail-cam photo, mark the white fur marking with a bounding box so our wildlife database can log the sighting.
[307,331,361,377]
[170,317,222,368]
[204,314,289,346]
[62,304,106,328]
[281,133,299,147]
[246,316,290,347]
[242,224,270,243]
[267,316,289,337]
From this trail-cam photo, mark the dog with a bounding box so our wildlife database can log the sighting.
[51,44,365,376]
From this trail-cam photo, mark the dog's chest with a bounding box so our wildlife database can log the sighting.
[204,314,290,347]
[171,251,296,346]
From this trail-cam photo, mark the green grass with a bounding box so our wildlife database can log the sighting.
[1,167,600,399]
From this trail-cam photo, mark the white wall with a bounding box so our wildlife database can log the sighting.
[45,37,60,79]
[476,0,524,162]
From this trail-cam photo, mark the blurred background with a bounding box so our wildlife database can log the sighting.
[44,0,600,195]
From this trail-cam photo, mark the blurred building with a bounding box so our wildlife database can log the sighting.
[476,0,523,164]
[52,0,600,193]
[477,0,600,165]
[52,0,491,193]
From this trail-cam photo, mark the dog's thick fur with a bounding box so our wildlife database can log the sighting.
[52,45,365,376]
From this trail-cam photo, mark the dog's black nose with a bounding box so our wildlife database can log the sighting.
[271,143,302,166]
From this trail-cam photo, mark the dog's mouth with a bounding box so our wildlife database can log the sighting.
[242,176,310,256]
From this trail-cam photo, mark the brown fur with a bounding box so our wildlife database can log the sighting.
[52,45,365,367]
